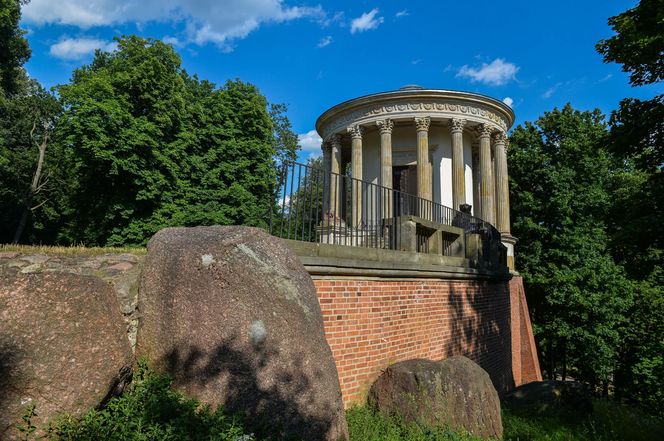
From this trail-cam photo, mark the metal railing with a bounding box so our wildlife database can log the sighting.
[268,160,506,270]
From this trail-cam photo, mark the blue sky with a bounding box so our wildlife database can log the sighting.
[20,0,662,161]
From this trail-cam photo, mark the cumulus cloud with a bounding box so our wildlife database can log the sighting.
[502,97,514,107]
[317,35,332,48]
[350,8,384,34]
[24,0,326,51]
[456,58,519,86]
[49,37,117,60]
[298,130,323,153]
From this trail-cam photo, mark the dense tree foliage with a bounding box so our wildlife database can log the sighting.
[596,0,664,415]
[0,0,30,97]
[0,36,299,246]
[511,0,663,416]
[509,105,632,390]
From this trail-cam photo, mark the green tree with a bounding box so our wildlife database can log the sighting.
[56,36,297,246]
[0,80,65,243]
[0,0,30,97]
[509,105,632,390]
[596,0,664,415]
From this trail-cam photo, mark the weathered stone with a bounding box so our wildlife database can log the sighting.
[107,261,134,272]
[19,254,49,265]
[503,380,592,417]
[136,226,348,441]
[0,252,19,259]
[0,273,133,439]
[368,356,502,440]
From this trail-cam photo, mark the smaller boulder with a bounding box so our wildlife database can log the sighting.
[503,380,592,417]
[0,273,133,440]
[368,356,502,440]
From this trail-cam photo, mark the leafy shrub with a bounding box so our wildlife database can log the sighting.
[49,361,252,441]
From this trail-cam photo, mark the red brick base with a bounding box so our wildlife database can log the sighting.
[313,276,541,406]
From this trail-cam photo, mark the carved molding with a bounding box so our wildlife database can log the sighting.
[319,98,509,139]
[450,118,466,133]
[347,124,365,139]
[414,116,431,132]
[376,118,394,135]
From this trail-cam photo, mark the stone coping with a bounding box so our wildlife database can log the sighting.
[285,240,510,280]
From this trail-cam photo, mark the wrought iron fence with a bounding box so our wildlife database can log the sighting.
[268,160,505,269]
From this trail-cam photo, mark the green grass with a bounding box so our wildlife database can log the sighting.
[346,407,485,441]
[503,399,664,441]
[0,243,146,255]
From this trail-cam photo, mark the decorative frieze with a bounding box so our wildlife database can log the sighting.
[320,98,509,139]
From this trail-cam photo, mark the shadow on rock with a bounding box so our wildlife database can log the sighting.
[164,332,336,441]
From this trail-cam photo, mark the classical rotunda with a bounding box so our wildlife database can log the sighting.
[315,85,517,269]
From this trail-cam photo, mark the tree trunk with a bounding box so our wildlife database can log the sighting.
[12,121,48,243]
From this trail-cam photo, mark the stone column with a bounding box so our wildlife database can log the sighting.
[450,118,466,211]
[328,134,342,218]
[493,131,510,234]
[472,141,481,217]
[321,140,331,215]
[415,117,431,201]
[377,119,394,219]
[478,124,496,225]
[348,125,364,227]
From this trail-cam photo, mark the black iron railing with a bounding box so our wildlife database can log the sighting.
[268,160,505,269]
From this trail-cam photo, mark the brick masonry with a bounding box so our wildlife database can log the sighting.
[313,275,541,407]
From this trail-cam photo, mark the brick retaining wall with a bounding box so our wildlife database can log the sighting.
[313,276,540,406]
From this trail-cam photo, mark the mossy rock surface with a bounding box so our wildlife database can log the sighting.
[368,356,502,440]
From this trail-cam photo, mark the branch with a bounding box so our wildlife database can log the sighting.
[30,198,50,211]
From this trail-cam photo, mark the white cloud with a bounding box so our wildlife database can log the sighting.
[411,59,421,65]
[24,0,326,51]
[49,37,117,60]
[395,10,408,18]
[162,35,182,47]
[502,97,514,107]
[456,58,519,86]
[298,130,322,155]
[317,35,332,48]
[350,8,384,34]
[542,82,562,98]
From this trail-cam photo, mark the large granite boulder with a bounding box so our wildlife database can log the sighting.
[503,380,592,417]
[0,273,133,440]
[368,356,502,440]
[136,226,348,441]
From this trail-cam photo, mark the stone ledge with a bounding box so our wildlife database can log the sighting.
[285,240,510,280]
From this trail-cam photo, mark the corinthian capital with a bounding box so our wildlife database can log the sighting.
[414,116,431,132]
[450,118,466,133]
[478,123,496,139]
[325,133,342,149]
[376,119,394,135]
[347,125,365,139]
[493,131,508,145]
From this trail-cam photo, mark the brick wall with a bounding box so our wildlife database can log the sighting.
[314,278,526,406]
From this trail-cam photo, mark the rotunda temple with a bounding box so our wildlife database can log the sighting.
[315,85,517,269]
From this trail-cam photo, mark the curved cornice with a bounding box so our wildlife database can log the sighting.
[315,89,515,141]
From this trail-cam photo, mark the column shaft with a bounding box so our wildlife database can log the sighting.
[348,125,364,227]
[377,119,394,219]
[472,142,481,217]
[479,124,496,225]
[321,142,331,215]
[451,118,466,210]
[415,117,431,201]
[494,132,511,234]
[329,135,341,218]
